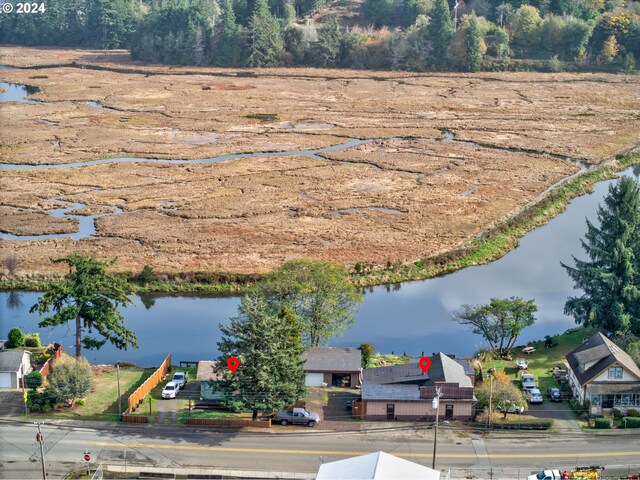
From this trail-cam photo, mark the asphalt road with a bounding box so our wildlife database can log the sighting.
[1,420,639,479]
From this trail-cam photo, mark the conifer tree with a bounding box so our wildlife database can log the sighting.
[465,13,482,72]
[428,0,454,68]
[217,0,239,66]
[246,0,284,67]
[562,176,640,334]
[215,296,307,420]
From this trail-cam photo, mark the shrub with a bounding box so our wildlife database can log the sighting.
[611,408,623,420]
[30,403,42,412]
[25,371,43,390]
[594,418,612,429]
[626,409,640,417]
[359,342,375,368]
[42,402,53,413]
[76,399,85,405]
[24,333,41,348]
[491,419,553,430]
[46,357,93,406]
[621,417,640,428]
[6,327,25,348]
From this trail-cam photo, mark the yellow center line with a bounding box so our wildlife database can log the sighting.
[88,441,640,459]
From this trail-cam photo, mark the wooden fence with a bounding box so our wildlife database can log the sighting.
[38,343,63,380]
[121,414,149,423]
[185,418,271,428]
[126,353,171,414]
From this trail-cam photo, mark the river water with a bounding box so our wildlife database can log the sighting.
[2,166,638,366]
[1,75,638,365]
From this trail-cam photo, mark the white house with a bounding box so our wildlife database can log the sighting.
[0,350,32,389]
[566,332,640,415]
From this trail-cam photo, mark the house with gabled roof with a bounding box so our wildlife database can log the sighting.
[302,347,361,388]
[357,352,476,421]
[565,332,640,415]
[0,350,32,389]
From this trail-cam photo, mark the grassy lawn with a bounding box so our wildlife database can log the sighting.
[44,366,154,421]
[482,327,599,396]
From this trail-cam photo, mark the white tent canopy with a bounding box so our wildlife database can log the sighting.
[315,451,440,480]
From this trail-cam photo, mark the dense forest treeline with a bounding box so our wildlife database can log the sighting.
[0,0,638,71]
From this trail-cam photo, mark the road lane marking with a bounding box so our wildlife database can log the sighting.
[88,441,640,459]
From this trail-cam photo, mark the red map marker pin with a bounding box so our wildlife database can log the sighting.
[227,357,240,373]
[419,357,432,374]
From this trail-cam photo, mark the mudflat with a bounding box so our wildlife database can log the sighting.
[1,46,638,276]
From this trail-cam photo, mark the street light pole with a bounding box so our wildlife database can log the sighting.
[432,386,442,470]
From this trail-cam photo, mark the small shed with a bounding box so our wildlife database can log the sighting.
[196,361,225,401]
[316,451,440,480]
[0,350,32,389]
[302,347,362,388]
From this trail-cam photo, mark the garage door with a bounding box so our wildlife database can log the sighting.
[305,373,324,387]
[0,373,12,389]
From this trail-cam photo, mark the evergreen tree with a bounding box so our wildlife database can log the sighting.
[216,0,240,66]
[315,20,342,67]
[465,13,482,71]
[363,0,394,27]
[562,176,640,334]
[246,0,284,67]
[30,254,136,358]
[428,0,454,68]
[215,296,307,420]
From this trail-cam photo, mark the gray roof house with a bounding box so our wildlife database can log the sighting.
[196,361,225,402]
[566,332,640,414]
[358,352,475,421]
[302,347,362,388]
[0,350,32,389]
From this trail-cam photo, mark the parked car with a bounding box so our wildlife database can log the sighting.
[162,382,179,399]
[547,387,562,401]
[172,371,188,389]
[527,388,543,404]
[275,407,320,427]
[527,470,562,480]
[516,359,529,370]
[497,402,524,414]
[521,372,537,391]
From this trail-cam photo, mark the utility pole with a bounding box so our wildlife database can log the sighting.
[488,375,493,428]
[116,364,122,420]
[35,423,46,479]
[431,386,442,470]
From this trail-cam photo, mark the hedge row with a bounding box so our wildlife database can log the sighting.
[594,418,612,429]
[490,419,553,430]
[621,417,640,428]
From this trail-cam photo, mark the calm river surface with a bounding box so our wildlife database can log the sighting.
[2,166,638,366]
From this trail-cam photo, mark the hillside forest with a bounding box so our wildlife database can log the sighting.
[0,0,638,72]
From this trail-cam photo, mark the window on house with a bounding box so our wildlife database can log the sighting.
[608,367,623,379]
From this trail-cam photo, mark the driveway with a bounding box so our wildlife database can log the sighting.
[0,390,24,417]
[526,399,580,432]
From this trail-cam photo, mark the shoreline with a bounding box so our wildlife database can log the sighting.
[2,151,638,295]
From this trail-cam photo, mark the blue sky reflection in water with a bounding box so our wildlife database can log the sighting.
[1,167,638,366]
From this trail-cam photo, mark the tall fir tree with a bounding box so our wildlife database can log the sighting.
[246,0,284,67]
[428,0,454,68]
[215,296,307,420]
[562,176,640,334]
[216,0,239,66]
[465,13,482,72]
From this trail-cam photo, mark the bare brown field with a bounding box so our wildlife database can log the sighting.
[1,46,639,277]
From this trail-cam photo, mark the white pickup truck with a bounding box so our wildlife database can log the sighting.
[521,372,537,391]
[527,470,562,480]
[171,371,188,389]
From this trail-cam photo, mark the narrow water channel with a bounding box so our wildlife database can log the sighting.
[2,166,638,366]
